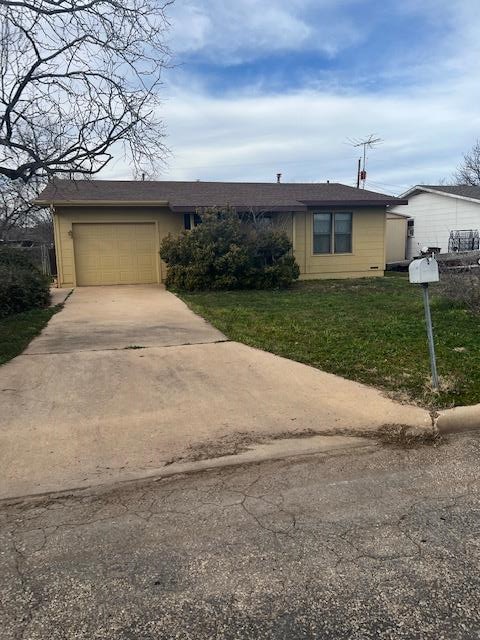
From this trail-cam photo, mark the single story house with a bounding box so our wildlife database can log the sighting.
[37,179,407,287]
[389,184,480,260]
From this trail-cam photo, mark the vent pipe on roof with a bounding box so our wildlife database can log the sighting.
[276,173,282,183]
[141,173,145,181]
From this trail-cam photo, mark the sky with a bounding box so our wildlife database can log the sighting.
[102,0,480,196]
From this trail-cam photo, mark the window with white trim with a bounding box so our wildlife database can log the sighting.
[313,212,352,254]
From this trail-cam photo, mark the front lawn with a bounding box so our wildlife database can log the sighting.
[0,306,60,365]
[179,275,480,409]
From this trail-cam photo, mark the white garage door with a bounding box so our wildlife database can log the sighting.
[73,223,157,286]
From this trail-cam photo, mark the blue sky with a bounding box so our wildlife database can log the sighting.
[104,0,480,195]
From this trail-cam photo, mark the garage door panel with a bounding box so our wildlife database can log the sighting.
[73,223,157,286]
[137,255,154,267]
[100,256,116,268]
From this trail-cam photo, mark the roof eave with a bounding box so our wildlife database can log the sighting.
[35,199,170,207]
[169,204,307,213]
[400,186,480,204]
[300,199,408,207]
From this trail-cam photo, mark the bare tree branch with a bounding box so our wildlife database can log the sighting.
[0,0,172,184]
[453,140,480,186]
[0,176,48,239]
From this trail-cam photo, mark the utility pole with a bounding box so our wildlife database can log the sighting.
[348,134,383,189]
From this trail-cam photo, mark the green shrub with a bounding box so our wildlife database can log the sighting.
[0,248,50,317]
[160,208,300,291]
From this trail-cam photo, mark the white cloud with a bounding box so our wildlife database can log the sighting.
[102,73,480,192]
[100,0,480,193]
[167,0,363,63]
[138,76,479,193]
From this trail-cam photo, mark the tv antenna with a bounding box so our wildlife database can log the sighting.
[347,134,383,189]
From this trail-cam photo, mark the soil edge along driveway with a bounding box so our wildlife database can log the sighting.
[0,285,430,499]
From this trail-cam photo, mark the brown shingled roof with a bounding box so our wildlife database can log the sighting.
[37,179,407,211]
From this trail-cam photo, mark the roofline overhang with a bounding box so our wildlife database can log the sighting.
[35,198,408,210]
[170,204,307,213]
[400,185,480,204]
[300,199,408,207]
[35,199,170,207]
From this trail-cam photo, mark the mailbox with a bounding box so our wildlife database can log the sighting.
[408,256,439,284]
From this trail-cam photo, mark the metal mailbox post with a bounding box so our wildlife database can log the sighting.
[408,256,440,390]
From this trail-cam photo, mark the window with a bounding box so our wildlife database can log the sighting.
[334,212,352,253]
[313,212,352,254]
[313,213,332,254]
[184,213,202,230]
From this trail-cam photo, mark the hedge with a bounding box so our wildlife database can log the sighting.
[0,247,51,317]
[160,208,300,291]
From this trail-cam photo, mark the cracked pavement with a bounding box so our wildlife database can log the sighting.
[1,432,479,639]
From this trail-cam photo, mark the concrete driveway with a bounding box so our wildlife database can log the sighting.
[0,286,430,499]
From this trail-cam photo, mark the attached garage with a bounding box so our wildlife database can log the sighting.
[73,223,157,286]
[48,202,184,287]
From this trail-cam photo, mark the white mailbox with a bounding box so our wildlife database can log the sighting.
[408,257,439,284]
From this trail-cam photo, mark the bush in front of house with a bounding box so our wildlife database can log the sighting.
[0,247,51,317]
[159,208,300,290]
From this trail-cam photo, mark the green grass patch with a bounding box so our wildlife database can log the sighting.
[0,305,61,365]
[179,274,480,409]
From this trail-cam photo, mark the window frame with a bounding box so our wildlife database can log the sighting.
[312,211,353,255]
[183,213,202,230]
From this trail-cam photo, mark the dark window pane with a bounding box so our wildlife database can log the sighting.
[314,234,331,254]
[193,213,202,226]
[258,215,272,228]
[334,212,352,253]
[184,214,191,230]
[313,213,331,234]
[313,213,332,254]
[335,234,351,253]
[335,212,352,234]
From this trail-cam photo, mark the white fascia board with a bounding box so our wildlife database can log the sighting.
[400,185,480,205]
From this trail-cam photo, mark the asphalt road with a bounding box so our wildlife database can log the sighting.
[1,433,479,639]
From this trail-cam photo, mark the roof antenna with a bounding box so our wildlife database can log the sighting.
[276,173,282,183]
[346,134,383,189]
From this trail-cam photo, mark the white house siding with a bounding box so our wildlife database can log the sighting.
[390,191,480,259]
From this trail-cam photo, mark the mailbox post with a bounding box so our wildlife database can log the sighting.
[408,255,440,390]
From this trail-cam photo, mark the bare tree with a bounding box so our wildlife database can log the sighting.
[453,140,480,185]
[0,0,172,185]
[0,176,50,239]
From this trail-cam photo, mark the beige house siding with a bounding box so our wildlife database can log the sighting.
[385,213,407,263]
[53,206,183,287]
[53,205,387,286]
[293,209,386,279]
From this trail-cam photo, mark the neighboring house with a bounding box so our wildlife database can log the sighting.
[36,180,407,287]
[389,185,480,260]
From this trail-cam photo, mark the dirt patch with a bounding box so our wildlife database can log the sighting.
[165,423,439,467]
[374,423,442,448]
[164,429,320,465]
